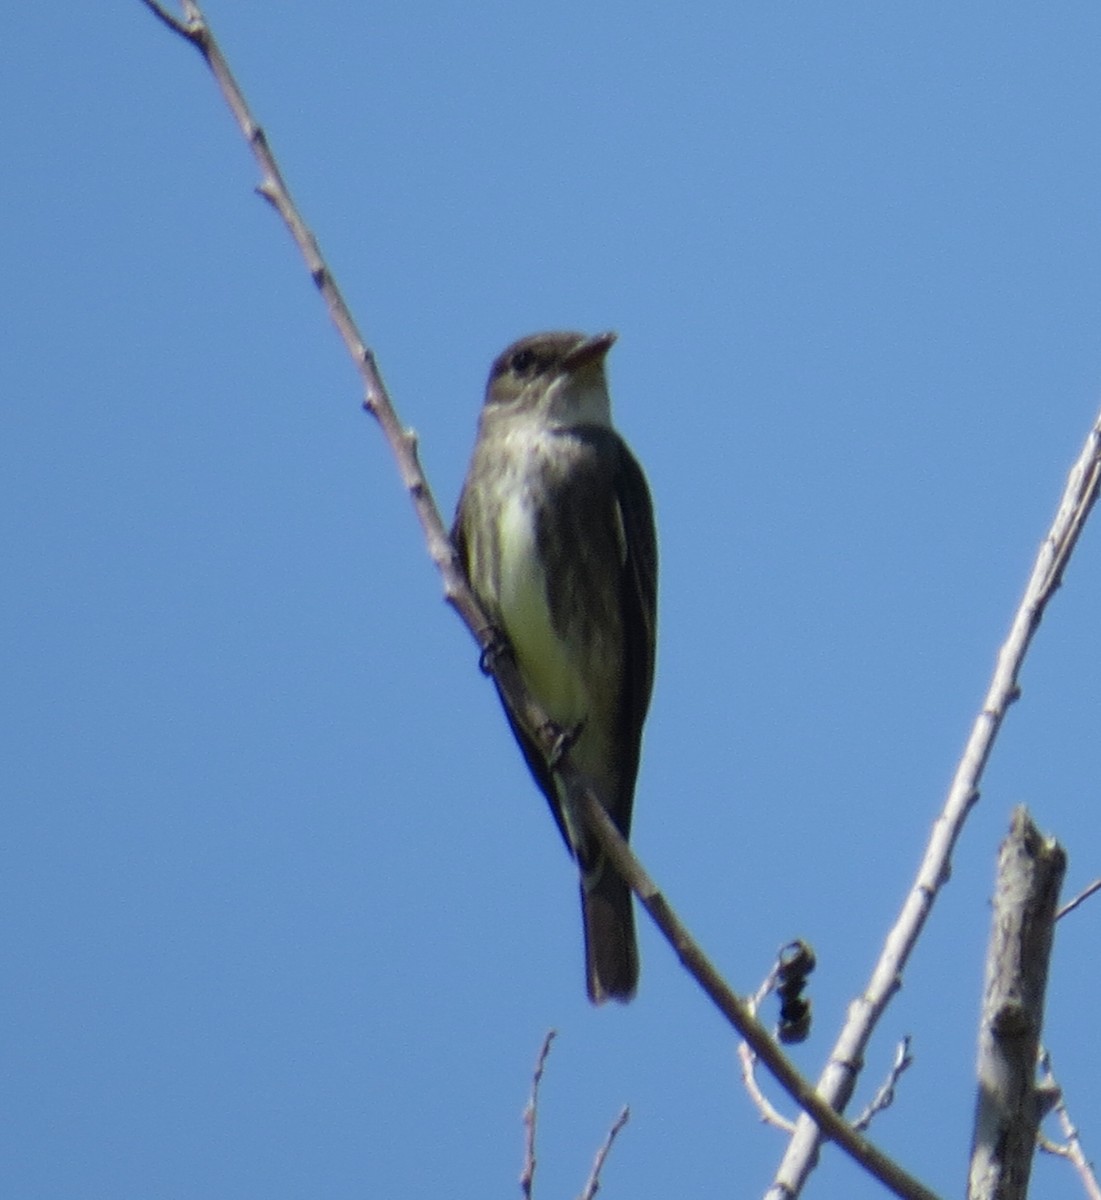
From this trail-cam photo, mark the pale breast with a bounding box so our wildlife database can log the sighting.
[496,487,590,727]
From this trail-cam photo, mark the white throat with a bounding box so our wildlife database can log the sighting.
[542,370,612,428]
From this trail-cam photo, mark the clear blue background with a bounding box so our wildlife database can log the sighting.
[4,4,1101,1197]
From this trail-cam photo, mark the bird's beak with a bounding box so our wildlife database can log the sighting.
[562,331,617,371]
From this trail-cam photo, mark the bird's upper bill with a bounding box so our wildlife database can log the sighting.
[562,331,617,372]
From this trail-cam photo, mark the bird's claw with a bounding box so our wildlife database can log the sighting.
[547,719,585,768]
[478,628,512,676]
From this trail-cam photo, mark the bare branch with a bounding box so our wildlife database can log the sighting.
[577,1107,630,1200]
[138,0,490,658]
[767,408,1101,1199]
[517,1033,628,1200]
[739,955,798,1134]
[738,1045,798,1135]
[967,808,1065,1200]
[1037,1050,1101,1200]
[1057,876,1101,921]
[740,964,912,1140]
[572,786,942,1200]
[852,1038,914,1133]
[520,1031,557,1200]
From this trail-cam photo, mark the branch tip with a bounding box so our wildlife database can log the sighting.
[519,1030,556,1200]
[139,0,201,41]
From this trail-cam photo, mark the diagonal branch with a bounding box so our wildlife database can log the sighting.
[577,1106,631,1200]
[766,412,1101,1198]
[1056,876,1101,921]
[138,5,1101,1198]
[561,773,941,1200]
[139,1,487,653]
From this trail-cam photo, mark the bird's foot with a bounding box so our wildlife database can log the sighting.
[546,718,585,768]
[478,627,512,676]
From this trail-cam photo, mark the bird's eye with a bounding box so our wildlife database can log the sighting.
[510,348,537,375]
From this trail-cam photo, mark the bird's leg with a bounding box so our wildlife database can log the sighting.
[478,626,513,676]
[547,718,586,768]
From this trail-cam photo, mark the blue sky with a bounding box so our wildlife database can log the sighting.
[5,4,1101,1197]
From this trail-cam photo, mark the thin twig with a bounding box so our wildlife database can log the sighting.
[520,1030,556,1200]
[766,408,1101,1200]
[739,1044,797,1133]
[1037,1050,1101,1200]
[143,7,962,1198]
[851,1038,913,1132]
[139,0,491,661]
[1057,876,1101,921]
[577,1107,630,1200]
[738,955,797,1132]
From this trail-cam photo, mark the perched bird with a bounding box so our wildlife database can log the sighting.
[453,331,657,1003]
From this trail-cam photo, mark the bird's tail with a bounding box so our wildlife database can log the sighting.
[581,856,639,1004]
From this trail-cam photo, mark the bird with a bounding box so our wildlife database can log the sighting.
[452,330,657,1002]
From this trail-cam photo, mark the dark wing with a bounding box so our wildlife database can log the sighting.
[607,433,658,834]
[561,426,657,840]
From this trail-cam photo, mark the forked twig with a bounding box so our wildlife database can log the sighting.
[1037,1049,1101,1200]
[738,952,911,1138]
[767,410,1101,1199]
[851,1038,913,1133]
